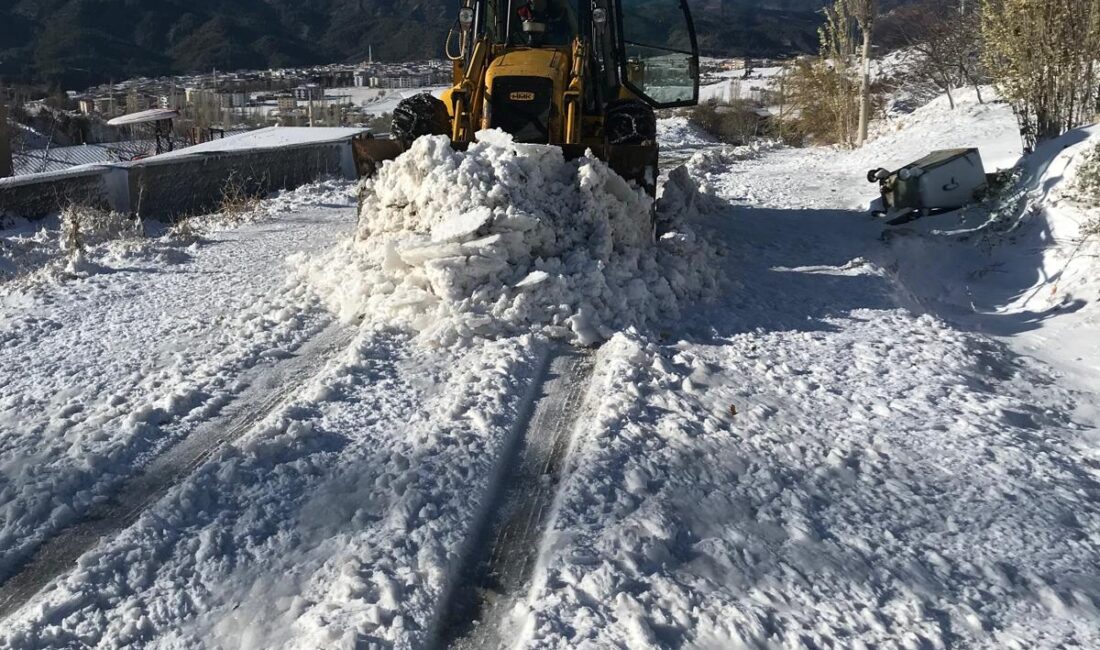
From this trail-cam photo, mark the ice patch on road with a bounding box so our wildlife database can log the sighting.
[294,131,717,347]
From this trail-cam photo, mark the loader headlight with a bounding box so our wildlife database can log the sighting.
[898,168,912,180]
[459,7,475,29]
[592,8,607,25]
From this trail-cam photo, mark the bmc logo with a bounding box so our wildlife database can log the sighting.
[508,91,536,101]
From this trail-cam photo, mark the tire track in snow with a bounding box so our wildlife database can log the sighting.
[440,347,596,649]
[0,319,357,621]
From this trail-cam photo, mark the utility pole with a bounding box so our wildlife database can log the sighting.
[0,102,12,178]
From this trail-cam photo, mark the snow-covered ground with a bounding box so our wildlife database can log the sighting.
[883,123,1100,399]
[517,93,1100,649]
[0,181,356,580]
[0,86,1097,650]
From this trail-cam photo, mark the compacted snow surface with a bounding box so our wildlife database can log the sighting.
[0,88,1098,650]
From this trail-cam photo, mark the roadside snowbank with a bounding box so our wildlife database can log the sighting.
[0,180,355,288]
[879,125,1100,395]
[261,177,357,216]
[0,208,181,286]
[295,131,717,347]
[864,87,1022,173]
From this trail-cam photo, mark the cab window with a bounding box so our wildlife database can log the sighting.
[617,0,698,106]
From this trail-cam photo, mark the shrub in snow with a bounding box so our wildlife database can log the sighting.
[1072,141,1100,208]
[685,100,770,146]
[216,171,265,224]
[295,131,717,347]
[59,204,143,254]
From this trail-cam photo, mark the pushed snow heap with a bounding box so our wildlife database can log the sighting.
[296,130,716,346]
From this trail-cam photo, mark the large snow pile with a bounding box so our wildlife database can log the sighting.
[295,131,716,347]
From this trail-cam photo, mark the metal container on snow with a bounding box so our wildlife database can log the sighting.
[868,148,988,223]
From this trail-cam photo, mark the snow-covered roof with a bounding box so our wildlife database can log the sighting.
[155,126,368,159]
[106,108,180,127]
[11,142,156,176]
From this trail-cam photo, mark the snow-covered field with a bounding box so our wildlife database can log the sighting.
[0,86,1097,650]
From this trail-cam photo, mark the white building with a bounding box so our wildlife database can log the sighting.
[293,85,324,101]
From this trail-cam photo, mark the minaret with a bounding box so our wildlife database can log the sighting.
[369,45,374,65]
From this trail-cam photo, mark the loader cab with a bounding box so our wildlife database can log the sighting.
[475,0,698,112]
[507,0,581,47]
[473,0,698,148]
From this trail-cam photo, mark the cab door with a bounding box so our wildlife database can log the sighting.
[614,0,699,108]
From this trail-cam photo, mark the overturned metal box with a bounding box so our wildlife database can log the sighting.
[868,148,988,223]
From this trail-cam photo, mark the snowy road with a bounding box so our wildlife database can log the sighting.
[0,319,356,619]
[524,199,1100,649]
[445,348,597,650]
[521,110,1100,648]
[1,90,1098,649]
[0,187,357,599]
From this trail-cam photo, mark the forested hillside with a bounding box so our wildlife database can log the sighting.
[2,0,840,87]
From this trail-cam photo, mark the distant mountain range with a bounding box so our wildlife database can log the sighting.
[0,0,903,89]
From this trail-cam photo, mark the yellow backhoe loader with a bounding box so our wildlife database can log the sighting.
[356,0,700,195]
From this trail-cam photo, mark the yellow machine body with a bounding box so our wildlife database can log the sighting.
[355,0,701,195]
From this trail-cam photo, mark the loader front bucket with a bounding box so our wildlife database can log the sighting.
[562,143,659,197]
[352,135,407,178]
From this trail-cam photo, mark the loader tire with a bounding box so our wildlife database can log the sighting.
[392,94,450,145]
[605,100,657,146]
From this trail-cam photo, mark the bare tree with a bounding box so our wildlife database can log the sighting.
[849,0,878,146]
[881,0,987,110]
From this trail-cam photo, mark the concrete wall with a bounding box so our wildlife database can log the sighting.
[0,166,117,220]
[0,137,360,222]
[128,141,351,220]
